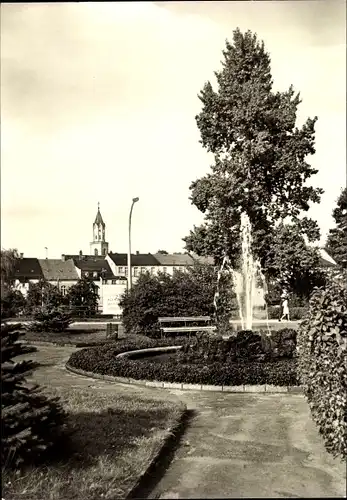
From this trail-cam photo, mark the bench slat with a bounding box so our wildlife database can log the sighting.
[158,316,211,323]
[162,326,216,332]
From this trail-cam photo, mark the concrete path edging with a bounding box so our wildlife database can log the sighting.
[65,363,303,394]
[125,404,189,500]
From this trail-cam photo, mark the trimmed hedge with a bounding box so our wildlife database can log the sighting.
[267,305,308,320]
[297,281,347,460]
[179,329,297,364]
[68,335,298,387]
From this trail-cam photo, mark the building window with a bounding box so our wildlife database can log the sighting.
[61,285,67,296]
[102,248,106,256]
[150,267,155,275]
[112,279,117,285]
[179,266,184,272]
[118,266,124,274]
[94,249,98,256]
[134,267,139,277]
[93,271,98,278]
[125,267,128,276]
[163,267,167,274]
[141,267,146,274]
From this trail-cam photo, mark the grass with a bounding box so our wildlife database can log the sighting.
[21,323,125,346]
[2,386,185,500]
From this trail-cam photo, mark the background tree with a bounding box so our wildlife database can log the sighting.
[156,250,169,254]
[1,289,26,320]
[26,280,63,313]
[326,187,347,269]
[1,323,66,468]
[264,223,326,301]
[183,28,323,295]
[66,278,99,317]
[1,248,20,293]
[120,264,237,337]
[1,249,25,318]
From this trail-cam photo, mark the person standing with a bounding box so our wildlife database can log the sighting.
[280,296,290,321]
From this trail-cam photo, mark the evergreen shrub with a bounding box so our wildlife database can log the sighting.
[1,324,66,469]
[297,281,347,460]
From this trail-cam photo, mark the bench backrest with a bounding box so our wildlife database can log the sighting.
[158,316,211,323]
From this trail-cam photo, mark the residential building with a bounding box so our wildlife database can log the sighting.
[13,256,44,296]
[38,258,79,296]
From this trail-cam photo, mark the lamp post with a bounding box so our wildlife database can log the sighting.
[127,197,139,291]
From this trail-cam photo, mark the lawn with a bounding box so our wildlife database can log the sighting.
[21,323,125,346]
[2,386,185,500]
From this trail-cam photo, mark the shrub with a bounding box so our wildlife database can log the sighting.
[297,281,347,460]
[0,289,26,319]
[119,264,238,337]
[67,334,298,387]
[26,308,72,333]
[267,305,308,320]
[178,329,297,364]
[1,323,66,469]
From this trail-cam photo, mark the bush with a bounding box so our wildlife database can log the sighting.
[178,329,297,364]
[267,305,308,320]
[1,289,26,319]
[297,281,347,460]
[67,334,298,387]
[1,323,66,468]
[119,264,238,337]
[26,308,72,333]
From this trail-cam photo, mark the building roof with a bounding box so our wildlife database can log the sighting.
[190,254,215,265]
[38,259,79,281]
[319,248,337,268]
[70,257,114,278]
[108,253,161,267]
[14,258,44,280]
[153,253,195,266]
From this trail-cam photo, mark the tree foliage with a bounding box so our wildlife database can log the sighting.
[183,29,323,294]
[26,279,64,313]
[119,265,237,337]
[1,289,26,319]
[1,248,20,292]
[1,323,66,468]
[66,278,99,317]
[326,187,347,269]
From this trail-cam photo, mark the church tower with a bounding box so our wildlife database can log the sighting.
[90,203,109,256]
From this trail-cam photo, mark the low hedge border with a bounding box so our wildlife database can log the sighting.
[65,362,302,393]
[67,336,300,387]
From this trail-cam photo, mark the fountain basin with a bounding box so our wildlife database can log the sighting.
[116,345,182,361]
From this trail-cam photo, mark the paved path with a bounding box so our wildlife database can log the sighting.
[18,345,346,499]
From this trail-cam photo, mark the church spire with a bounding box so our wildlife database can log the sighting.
[90,202,109,256]
[94,202,105,226]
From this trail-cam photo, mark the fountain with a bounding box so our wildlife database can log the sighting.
[214,212,269,332]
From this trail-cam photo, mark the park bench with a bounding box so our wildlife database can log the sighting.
[158,316,216,338]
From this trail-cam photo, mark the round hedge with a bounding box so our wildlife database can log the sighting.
[68,337,298,387]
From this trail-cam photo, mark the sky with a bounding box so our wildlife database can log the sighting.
[1,1,346,258]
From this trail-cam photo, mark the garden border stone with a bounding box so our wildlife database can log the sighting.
[65,363,303,393]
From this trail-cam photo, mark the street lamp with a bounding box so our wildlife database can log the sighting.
[127,197,139,291]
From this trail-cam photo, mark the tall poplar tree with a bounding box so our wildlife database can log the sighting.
[184,29,323,291]
[326,187,347,269]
